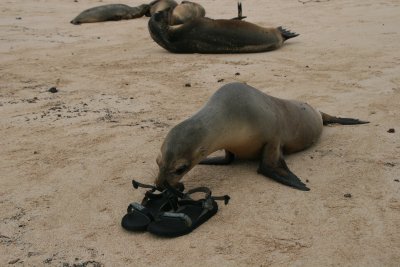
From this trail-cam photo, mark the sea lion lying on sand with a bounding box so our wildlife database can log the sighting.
[70,0,204,25]
[70,4,150,25]
[148,10,299,53]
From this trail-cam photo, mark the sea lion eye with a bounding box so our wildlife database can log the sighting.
[175,165,188,175]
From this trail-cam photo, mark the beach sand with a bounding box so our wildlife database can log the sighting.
[1,0,399,266]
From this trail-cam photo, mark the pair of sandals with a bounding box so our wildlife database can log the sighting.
[121,180,230,237]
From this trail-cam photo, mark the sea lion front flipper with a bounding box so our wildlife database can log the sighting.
[258,144,310,191]
[320,112,369,125]
[199,150,235,165]
[231,1,246,20]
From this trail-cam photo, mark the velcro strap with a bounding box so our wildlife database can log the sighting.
[212,195,230,205]
[161,212,192,227]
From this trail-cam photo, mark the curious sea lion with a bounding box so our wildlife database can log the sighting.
[154,83,368,191]
[70,4,150,25]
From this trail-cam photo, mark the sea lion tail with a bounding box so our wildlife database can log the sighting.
[320,112,369,125]
[277,26,299,41]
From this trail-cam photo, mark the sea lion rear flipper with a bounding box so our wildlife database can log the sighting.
[199,150,235,165]
[320,112,369,125]
[258,143,310,191]
[277,26,299,41]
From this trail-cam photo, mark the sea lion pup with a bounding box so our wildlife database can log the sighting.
[148,10,299,53]
[146,0,178,17]
[70,4,150,25]
[154,83,368,191]
[168,1,206,25]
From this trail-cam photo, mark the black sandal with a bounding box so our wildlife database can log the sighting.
[147,186,230,237]
[121,180,184,231]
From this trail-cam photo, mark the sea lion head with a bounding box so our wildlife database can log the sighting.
[146,0,178,17]
[155,121,207,188]
[169,1,205,25]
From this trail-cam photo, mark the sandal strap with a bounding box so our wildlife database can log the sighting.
[137,180,231,206]
[212,195,230,205]
[132,180,157,191]
[132,180,186,211]
[185,186,211,198]
[184,187,230,205]
[163,182,186,198]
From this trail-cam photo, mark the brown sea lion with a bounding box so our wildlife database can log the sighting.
[70,4,150,25]
[148,10,299,53]
[154,83,368,191]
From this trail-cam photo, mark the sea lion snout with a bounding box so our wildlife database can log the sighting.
[155,153,191,188]
[154,170,185,189]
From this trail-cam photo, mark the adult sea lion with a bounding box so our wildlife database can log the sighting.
[148,10,298,53]
[70,4,150,25]
[154,83,368,191]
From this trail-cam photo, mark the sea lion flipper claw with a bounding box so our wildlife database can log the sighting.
[199,150,235,165]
